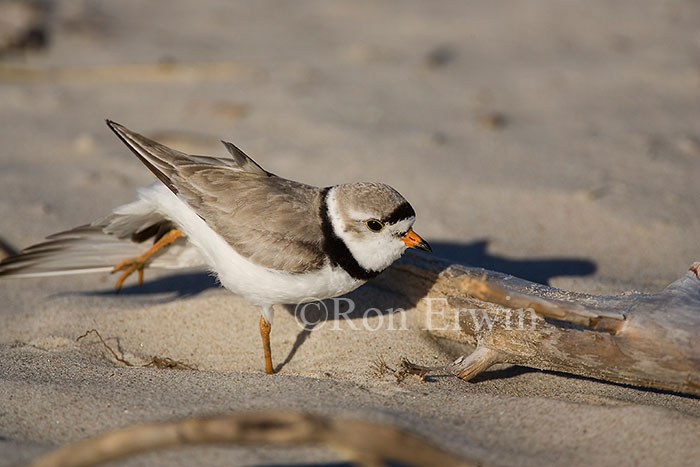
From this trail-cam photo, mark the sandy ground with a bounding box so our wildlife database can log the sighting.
[1,1,699,465]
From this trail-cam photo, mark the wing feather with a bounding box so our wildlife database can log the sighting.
[107,121,326,273]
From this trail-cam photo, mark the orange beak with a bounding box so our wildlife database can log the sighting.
[402,229,432,252]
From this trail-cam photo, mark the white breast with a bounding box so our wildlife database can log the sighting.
[139,184,364,306]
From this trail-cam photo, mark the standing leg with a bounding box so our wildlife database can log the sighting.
[259,305,275,374]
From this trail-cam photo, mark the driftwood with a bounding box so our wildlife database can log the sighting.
[378,253,700,395]
[29,411,474,467]
[24,257,700,465]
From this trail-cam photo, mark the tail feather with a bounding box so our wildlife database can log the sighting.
[0,186,205,279]
[0,224,142,278]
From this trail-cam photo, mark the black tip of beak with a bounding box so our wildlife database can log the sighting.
[416,238,432,253]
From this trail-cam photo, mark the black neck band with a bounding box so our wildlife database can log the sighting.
[319,187,380,281]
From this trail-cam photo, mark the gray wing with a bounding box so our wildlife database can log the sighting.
[106,120,327,273]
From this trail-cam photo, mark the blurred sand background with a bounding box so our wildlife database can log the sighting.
[1,0,699,465]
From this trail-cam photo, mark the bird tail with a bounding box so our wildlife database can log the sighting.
[0,224,149,278]
[0,190,202,279]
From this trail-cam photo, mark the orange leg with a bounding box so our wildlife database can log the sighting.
[111,228,183,292]
[259,316,275,374]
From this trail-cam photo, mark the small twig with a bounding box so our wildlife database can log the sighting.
[144,357,197,371]
[76,329,133,367]
[399,358,446,381]
[370,355,390,377]
[371,356,448,383]
[76,329,196,370]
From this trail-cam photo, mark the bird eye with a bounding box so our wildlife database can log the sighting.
[365,219,384,232]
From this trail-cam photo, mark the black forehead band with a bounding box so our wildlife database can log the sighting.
[383,202,415,225]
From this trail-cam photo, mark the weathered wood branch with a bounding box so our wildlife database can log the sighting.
[378,254,700,395]
[29,411,474,467]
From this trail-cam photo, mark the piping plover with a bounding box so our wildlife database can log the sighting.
[0,121,431,373]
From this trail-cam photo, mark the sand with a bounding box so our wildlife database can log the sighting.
[1,1,699,465]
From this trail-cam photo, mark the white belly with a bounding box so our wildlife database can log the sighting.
[140,184,364,306]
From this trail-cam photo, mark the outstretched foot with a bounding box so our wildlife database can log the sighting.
[111,228,183,292]
[112,257,147,291]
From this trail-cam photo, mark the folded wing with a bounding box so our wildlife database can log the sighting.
[107,121,327,274]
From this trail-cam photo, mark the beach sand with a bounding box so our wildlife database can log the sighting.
[1,1,699,465]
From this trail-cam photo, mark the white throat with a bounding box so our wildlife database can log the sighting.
[326,187,409,273]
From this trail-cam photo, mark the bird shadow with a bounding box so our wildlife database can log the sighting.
[75,271,220,303]
[276,287,408,372]
[430,239,596,285]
